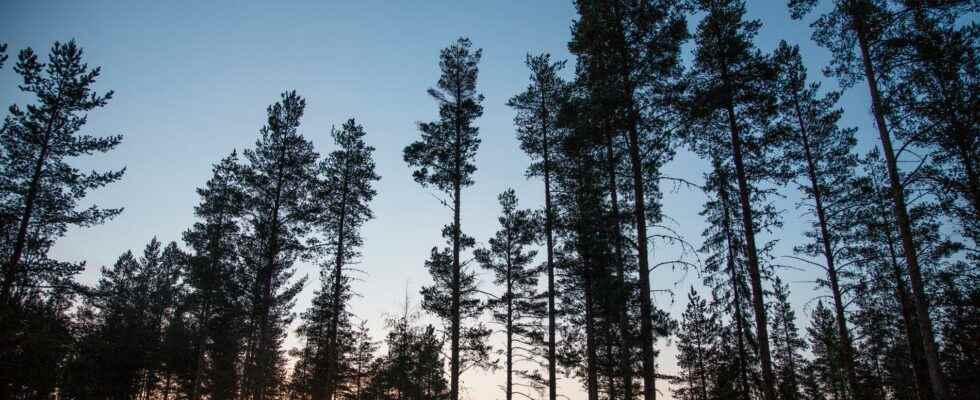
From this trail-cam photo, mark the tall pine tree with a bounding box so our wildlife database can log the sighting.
[403,37,487,400]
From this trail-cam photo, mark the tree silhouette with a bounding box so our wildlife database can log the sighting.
[403,37,487,400]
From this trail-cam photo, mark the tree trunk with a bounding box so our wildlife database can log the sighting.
[506,248,514,400]
[542,104,558,400]
[723,86,777,400]
[851,12,948,400]
[793,101,862,398]
[584,257,599,400]
[876,199,933,400]
[624,105,657,400]
[3,120,54,303]
[449,94,463,400]
[605,128,634,400]
[324,172,351,400]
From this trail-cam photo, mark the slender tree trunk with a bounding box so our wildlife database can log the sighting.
[324,174,351,400]
[2,118,54,303]
[449,96,463,400]
[253,166,284,400]
[793,102,862,398]
[723,84,777,400]
[584,257,599,400]
[623,105,657,400]
[851,13,949,400]
[605,128,634,400]
[542,105,558,400]
[190,304,211,400]
[506,249,514,400]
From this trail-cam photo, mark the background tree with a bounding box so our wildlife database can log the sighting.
[311,118,379,400]
[64,238,184,400]
[671,288,723,400]
[768,277,806,400]
[182,152,247,400]
[698,156,757,400]
[507,53,567,400]
[364,302,449,400]
[476,189,546,400]
[807,301,848,400]
[403,37,485,400]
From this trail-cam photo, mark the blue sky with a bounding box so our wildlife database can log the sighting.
[1,1,881,398]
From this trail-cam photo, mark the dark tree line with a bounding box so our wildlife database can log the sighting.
[1,0,977,399]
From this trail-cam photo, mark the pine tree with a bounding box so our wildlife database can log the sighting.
[888,0,979,253]
[698,156,756,400]
[772,40,862,398]
[552,110,608,400]
[684,2,784,399]
[1,40,124,303]
[403,37,485,400]
[67,238,184,400]
[507,53,568,400]
[789,1,949,396]
[769,277,806,400]
[311,118,379,400]
[338,321,377,400]
[568,2,688,397]
[364,302,449,400]
[238,91,317,400]
[182,152,247,400]
[844,149,964,400]
[476,189,546,400]
[671,288,723,400]
[808,301,849,400]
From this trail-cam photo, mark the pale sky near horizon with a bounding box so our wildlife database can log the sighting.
[2,1,884,399]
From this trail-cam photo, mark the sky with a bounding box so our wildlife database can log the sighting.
[1,1,883,399]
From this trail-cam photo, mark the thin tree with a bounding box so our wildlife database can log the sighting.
[772,41,862,398]
[315,118,379,400]
[476,189,546,400]
[403,37,485,400]
[769,277,806,400]
[671,288,723,400]
[507,54,567,400]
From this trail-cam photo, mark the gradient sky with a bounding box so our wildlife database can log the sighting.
[1,1,881,399]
